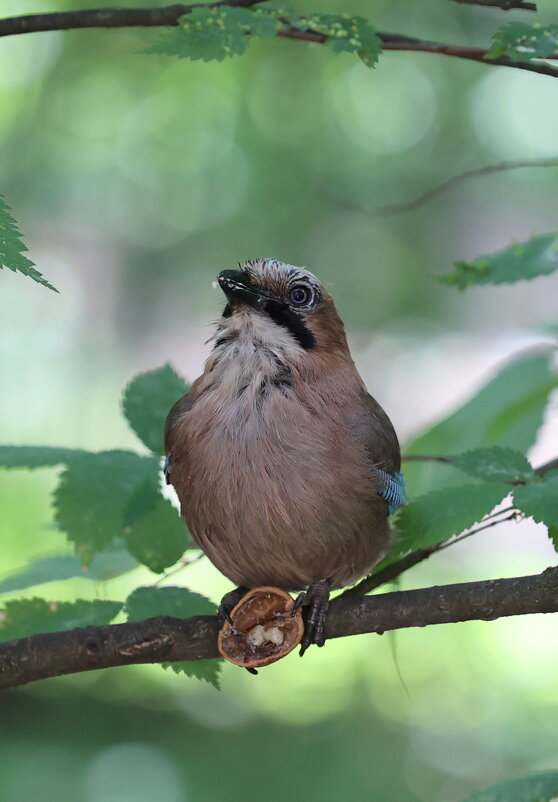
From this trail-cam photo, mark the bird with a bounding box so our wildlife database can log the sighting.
[164,259,405,654]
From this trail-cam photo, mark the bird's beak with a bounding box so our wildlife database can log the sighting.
[218,270,276,310]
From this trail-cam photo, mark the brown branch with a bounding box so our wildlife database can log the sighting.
[450,0,536,10]
[0,6,556,79]
[280,29,558,78]
[0,0,265,37]
[1,566,557,689]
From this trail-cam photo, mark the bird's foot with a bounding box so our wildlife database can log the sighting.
[295,580,331,656]
[218,586,248,626]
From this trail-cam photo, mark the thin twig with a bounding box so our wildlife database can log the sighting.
[402,455,558,477]
[152,551,205,586]
[346,453,558,596]
[450,0,536,10]
[402,454,452,465]
[371,157,558,216]
[341,508,521,598]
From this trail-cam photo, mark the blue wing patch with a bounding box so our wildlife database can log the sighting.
[376,469,406,515]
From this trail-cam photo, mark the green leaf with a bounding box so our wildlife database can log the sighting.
[162,658,222,689]
[438,234,558,290]
[0,445,86,469]
[0,598,122,642]
[53,450,160,565]
[462,770,558,802]
[405,352,557,497]
[123,479,188,573]
[299,13,382,67]
[143,6,381,69]
[396,483,510,552]
[125,585,217,620]
[0,545,137,596]
[514,474,558,529]
[486,23,558,63]
[0,194,57,292]
[450,448,535,484]
[122,364,189,455]
[126,586,222,688]
[144,7,261,62]
[548,526,558,551]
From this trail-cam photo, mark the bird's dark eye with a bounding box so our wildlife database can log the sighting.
[288,284,312,306]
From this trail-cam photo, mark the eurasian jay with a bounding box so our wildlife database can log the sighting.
[165,259,405,653]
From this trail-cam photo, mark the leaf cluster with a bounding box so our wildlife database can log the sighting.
[0,365,224,687]
[486,22,558,62]
[144,5,381,68]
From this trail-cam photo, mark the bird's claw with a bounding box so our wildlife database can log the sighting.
[218,586,248,627]
[297,580,331,656]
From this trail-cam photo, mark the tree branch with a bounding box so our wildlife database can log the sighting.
[0,6,556,79]
[450,0,536,10]
[0,1,264,37]
[1,567,557,689]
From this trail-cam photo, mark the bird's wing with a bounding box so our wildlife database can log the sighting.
[375,469,406,515]
[163,388,197,485]
[357,393,406,514]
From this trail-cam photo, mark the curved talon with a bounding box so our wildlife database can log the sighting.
[299,580,331,656]
[218,586,248,627]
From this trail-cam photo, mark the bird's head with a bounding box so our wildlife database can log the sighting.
[216,259,349,356]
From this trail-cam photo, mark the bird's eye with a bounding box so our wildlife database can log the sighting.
[288,284,312,306]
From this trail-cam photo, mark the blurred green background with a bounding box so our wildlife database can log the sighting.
[1,0,558,799]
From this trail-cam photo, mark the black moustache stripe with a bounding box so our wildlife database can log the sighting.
[265,304,316,351]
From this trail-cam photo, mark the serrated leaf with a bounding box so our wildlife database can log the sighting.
[514,474,558,529]
[125,585,217,621]
[451,448,535,484]
[0,445,86,469]
[486,23,558,63]
[126,586,222,688]
[396,483,510,552]
[53,450,160,565]
[248,5,284,38]
[462,770,558,802]
[0,545,137,596]
[123,479,188,573]
[143,6,381,69]
[405,352,557,497]
[438,234,558,290]
[122,364,189,455]
[301,12,382,67]
[0,598,122,642]
[0,194,57,292]
[144,7,256,62]
[162,659,222,689]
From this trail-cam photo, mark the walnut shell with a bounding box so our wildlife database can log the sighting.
[218,587,304,668]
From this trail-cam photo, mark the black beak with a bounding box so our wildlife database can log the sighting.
[218,270,275,310]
